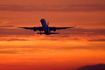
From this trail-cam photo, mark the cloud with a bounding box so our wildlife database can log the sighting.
[0,4,105,12]
[0,25,14,27]
[0,38,29,41]
[67,4,105,12]
[67,28,105,35]
[0,28,34,36]
[0,17,7,19]
[89,39,105,41]
[62,28,105,38]
[0,28,105,42]
[0,50,21,54]
[76,64,105,70]
[55,46,90,50]
[47,28,105,41]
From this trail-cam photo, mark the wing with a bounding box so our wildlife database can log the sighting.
[49,26,76,31]
[18,27,43,31]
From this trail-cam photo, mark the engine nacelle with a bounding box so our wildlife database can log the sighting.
[53,27,56,31]
[33,27,36,31]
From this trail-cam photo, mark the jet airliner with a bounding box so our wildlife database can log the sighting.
[19,19,76,35]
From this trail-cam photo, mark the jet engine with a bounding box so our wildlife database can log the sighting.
[33,27,36,31]
[53,27,56,31]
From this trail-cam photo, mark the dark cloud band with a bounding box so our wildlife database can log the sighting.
[0,4,105,12]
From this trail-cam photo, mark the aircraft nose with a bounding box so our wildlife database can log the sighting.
[40,19,42,22]
[40,19,45,22]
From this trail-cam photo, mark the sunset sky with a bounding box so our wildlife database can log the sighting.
[0,0,105,70]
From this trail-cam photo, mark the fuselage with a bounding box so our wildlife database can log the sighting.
[40,19,50,35]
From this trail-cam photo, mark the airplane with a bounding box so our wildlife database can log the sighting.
[18,19,76,35]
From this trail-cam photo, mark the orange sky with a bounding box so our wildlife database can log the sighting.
[0,0,105,70]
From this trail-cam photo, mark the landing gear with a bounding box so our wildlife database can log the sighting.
[40,31,42,35]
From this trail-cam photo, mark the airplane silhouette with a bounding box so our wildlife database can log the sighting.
[18,19,76,35]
